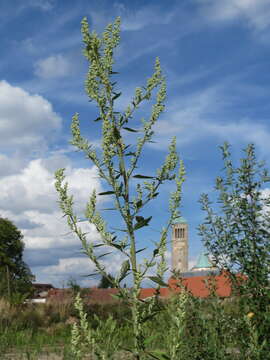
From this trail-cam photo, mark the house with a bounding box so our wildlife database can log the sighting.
[27,283,54,303]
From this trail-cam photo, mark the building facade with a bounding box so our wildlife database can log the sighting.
[172,217,189,273]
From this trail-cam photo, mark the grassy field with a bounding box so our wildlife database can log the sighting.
[0,292,269,360]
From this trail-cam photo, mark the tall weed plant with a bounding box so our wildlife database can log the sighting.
[55,16,184,360]
[53,16,270,360]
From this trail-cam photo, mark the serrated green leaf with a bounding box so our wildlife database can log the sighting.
[112,92,121,101]
[148,276,168,287]
[136,247,147,254]
[134,216,152,230]
[98,191,115,195]
[110,293,121,300]
[153,248,159,256]
[147,192,159,199]
[110,243,123,250]
[123,127,139,132]
[84,272,100,277]
[133,174,155,179]
[118,260,130,282]
[97,252,112,259]
[119,182,123,193]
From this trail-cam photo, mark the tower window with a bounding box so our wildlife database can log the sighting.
[175,228,185,238]
[180,228,185,238]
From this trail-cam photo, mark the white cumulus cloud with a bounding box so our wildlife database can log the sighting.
[0,157,103,250]
[23,211,100,250]
[0,159,101,214]
[0,153,26,177]
[43,253,125,277]
[0,80,61,150]
[34,54,71,79]
[40,252,127,286]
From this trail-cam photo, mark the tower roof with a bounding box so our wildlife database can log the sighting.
[172,216,187,224]
[193,253,213,269]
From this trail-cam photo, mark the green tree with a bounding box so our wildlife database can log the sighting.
[199,143,270,348]
[97,273,116,288]
[55,16,184,359]
[67,277,81,294]
[0,216,34,301]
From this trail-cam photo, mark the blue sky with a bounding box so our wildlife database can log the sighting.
[1,0,270,287]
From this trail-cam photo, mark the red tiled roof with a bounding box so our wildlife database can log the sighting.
[85,288,120,304]
[169,272,247,298]
[48,288,120,304]
[47,288,73,300]
[168,273,232,298]
[47,273,244,303]
[139,287,171,299]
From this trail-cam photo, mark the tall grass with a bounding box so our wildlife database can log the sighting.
[1,290,268,359]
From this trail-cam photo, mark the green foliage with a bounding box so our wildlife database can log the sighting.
[54,16,185,359]
[67,277,81,294]
[71,293,123,359]
[1,296,268,359]
[199,143,270,353]
[199,143,270,291]
[97,273,116,288]
[0,217,34,302]
[1,289,270,359]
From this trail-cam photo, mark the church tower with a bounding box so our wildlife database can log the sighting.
[172,217,188,273]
